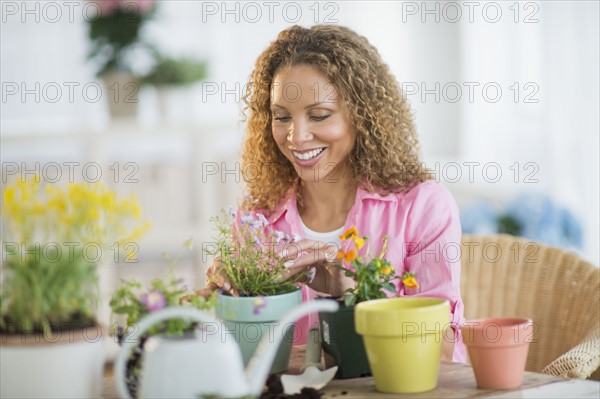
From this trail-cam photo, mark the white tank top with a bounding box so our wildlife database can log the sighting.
[299,218,344,246]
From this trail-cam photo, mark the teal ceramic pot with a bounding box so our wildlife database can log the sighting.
[216,289,302,374]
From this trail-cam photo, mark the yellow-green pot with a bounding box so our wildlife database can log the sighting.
[355,297,450,393]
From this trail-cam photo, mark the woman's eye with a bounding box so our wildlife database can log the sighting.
[274,116,291,122]
[310,114,331,121]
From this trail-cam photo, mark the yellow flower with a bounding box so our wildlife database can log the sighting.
[100,192,115,211]
[403,277,419,288]
[402,271,419,289]
[337,249,357,263]
[87,207,100,221]
[3,186,15,206]
[120,221,153,244]
[340,226,358,241]
[380,265,394,276]
[353,236,365,249]
[2,178,151,256]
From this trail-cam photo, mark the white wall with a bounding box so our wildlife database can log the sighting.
[456,1,599,263]
[1,1,598,265]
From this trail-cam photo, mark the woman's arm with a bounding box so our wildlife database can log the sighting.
[442,335,455,362]
[401,182,465,362]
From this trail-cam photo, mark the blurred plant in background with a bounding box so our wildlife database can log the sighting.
[87,0,156,77]
[1,177,151,334]
[142,54,207,86]
[461,193,583,250]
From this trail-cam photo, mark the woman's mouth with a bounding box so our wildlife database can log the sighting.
[293,147,325,160]
[291,147,326,167]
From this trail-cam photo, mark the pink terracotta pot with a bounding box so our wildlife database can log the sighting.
[461,317,533,389]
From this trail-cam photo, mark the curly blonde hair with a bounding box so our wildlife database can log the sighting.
[241,25,430,212]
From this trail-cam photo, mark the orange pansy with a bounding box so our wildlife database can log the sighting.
[337,249,357,263]
[340,226,358,241]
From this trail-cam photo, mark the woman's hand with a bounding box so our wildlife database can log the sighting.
[204,258,239,296]
[279,239,354,297]
[204,240,355,298]
[309,259,354,297]
[442,331,455,362]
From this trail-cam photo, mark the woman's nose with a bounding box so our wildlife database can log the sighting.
[287,120,312,146]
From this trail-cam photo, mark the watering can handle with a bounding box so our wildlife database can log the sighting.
[245,299,339,396]
[114,307,220,399]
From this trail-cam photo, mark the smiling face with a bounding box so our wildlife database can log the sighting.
[270,65,356,184]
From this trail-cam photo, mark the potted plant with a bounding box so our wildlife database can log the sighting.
[109,239,216,398]
[319,227,419,379]
[142,53,207,121]
[86,0,156,119]
[143,55,207,87]
[0,177,150,398]
[205,208,308,374]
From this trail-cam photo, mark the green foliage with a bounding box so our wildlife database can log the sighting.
[87,6,155,76]
[0,246,97,335]
[497,215,522,236]
[206,209,305,297]
[0,179,149,335]
[110,276,215,337]
[342,256,397,307]
[143,56,207,86]
[110,241,215,337]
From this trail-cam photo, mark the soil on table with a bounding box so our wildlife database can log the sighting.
[260,374,323,399]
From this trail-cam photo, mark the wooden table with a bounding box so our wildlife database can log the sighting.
[103,346,600,398]
[321,362,599,398]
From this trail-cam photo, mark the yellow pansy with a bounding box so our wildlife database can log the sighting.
[403,277,419,289]
[401,271,419,289]
[380,265,394,276]
[353,236,365,249]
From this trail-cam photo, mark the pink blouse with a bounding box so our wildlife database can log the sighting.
[266,180,466,363]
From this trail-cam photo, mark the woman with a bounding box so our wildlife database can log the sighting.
[207,25,465,362]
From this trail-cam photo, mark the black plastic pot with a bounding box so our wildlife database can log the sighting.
[318,299,371,379]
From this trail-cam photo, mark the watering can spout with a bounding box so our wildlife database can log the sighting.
[245,300,339,397]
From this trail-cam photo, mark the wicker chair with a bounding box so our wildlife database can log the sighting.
[460,234,600,379]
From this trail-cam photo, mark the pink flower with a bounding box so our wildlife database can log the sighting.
[141,290,166,312]
[134,0,154,13]
[91,0,154,16]
[93,0,119,15]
